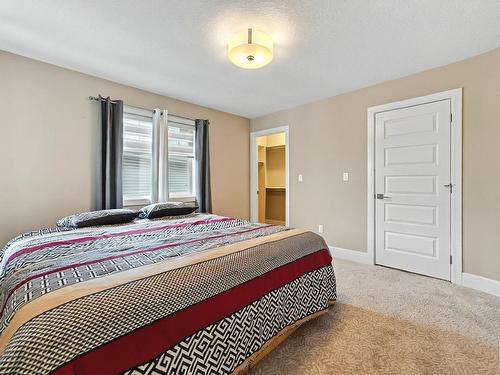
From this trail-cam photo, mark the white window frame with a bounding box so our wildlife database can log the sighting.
[122,107,197,207]
[167,115,196,202]
[122,105,155,207]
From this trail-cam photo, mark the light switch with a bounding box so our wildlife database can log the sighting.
[343,172,349,182]
[298,174,303,182]
[318,224,324,233]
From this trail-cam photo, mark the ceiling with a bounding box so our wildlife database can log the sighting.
[1,1,499,118]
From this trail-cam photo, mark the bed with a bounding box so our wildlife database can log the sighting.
[0,213,336,374]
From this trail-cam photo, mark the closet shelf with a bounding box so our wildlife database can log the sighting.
[266,187,286,192]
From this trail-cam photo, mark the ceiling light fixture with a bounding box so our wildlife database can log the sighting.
[228,28,273,69]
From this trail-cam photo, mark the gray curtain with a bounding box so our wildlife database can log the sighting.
[195,119,212,213]
[96,95,124,210]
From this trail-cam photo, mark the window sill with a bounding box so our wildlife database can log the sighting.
[123,197,196,207]
[169,196,196,203]
[124,198,151,207]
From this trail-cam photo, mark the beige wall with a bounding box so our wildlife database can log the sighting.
[252,48,500,282]
[265,147,286,223]
[0,50,250,247]
[265,189,286,223]
[265,133,286,148]
[266,147,286,188]
[256,133,285,148]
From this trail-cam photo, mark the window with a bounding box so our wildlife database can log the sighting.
[122,107,196,206]
[168,116,196,200]
[122,106,154,206]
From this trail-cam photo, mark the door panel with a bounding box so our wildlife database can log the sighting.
[385,204,437,226]
[383,112,436,138]
[384,144,437,166]
[375,100,451,280]
[385,231,437,257]
[385,175,437,195]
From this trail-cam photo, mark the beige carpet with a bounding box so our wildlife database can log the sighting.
[251,259,500,375]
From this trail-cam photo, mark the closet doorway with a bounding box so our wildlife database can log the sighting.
[250,126,289,226]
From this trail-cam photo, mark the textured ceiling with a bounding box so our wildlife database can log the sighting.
[1,0,499,118]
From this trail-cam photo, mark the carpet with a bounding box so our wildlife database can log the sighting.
[251,259,500,374]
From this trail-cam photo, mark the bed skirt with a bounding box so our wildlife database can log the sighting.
[232,301,335,375]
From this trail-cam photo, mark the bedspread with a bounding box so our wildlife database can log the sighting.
[0,214,336,374]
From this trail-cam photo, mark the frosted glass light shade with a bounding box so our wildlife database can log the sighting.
[228,29,273,69]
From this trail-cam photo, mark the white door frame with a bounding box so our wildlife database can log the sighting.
[250,126,290,226]
[367,88,463,284]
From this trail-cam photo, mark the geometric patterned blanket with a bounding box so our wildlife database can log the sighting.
[0,214,336,374]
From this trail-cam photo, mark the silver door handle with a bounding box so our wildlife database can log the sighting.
[376,194,391,200]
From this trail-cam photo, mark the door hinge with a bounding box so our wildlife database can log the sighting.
[444,183,453,193]
[450,113,453,123]
[450,255,452,264]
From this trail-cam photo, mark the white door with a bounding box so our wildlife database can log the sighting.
[375,99,451,280]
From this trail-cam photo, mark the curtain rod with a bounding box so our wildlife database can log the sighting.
[88,96,196,122]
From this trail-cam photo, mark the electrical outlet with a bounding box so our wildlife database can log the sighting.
[298,174,303,182]
[318,224,324,233]
[343,172,349,182]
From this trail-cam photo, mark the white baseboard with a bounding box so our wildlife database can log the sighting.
[328,246,500,298]
[462,273,500,297]
[328,246,371,264]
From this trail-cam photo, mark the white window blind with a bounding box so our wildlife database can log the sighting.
[168,116,196,199]
[122,106,154,206]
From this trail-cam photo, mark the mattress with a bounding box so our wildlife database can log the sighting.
[0,213,336,374]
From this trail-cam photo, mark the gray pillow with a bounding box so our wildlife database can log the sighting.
[139,202,198,219]
[57,209,140,228]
